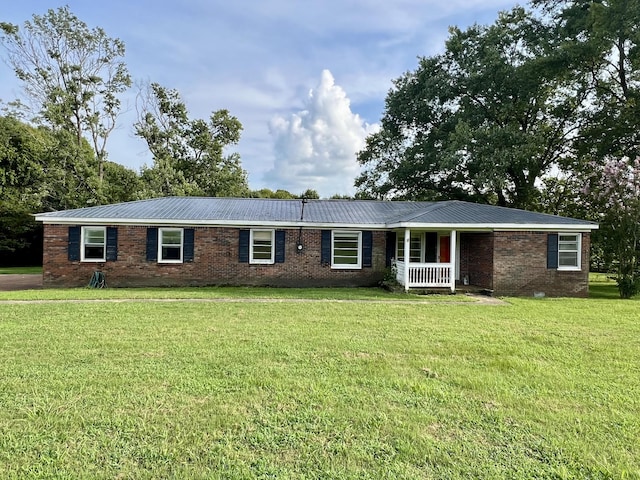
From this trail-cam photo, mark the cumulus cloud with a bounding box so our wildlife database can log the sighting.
[264,70,378,197]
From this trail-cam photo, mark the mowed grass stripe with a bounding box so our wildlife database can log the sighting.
[0,286,474,302]
[0,299,638,479]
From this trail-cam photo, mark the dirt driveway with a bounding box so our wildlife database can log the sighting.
[0,274,43,291]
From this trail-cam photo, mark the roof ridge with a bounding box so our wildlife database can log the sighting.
[391,200,451,223]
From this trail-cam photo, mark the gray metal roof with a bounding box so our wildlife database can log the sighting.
[392,200,594,226]
[35,197,598,229]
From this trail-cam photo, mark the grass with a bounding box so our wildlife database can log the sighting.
[0,285,475,302]
[0,291,638,478]
[589,272,622,299]
[0,266,42,274]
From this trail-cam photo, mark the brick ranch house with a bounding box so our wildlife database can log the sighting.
[35,197,598,297]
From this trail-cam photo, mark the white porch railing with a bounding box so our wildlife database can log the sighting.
[395,261,452,289]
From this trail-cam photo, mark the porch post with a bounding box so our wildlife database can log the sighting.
[403,228,411,291]
[449,230,457,293]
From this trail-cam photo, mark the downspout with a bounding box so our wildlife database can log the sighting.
[297,198,308,253]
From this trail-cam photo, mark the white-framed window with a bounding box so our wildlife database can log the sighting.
[250,229,275,264]
[396,232,423,262]
[332,231,361,269]
[409,233,423,263]
[81,226,106,262]
[158,228,183,263]
[396,234,405,262]
[558,233,581,270]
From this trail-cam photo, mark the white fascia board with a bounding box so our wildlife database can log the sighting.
[35,216,598,231]
[388,222,599,231]
[35,216,388,230]
[495,224,599,231]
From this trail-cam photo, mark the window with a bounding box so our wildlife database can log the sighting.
[396,232,437,263]
[250,229,275,264]
[159,228,183,263]
[558,233,581,270]
[396,235,405,261]
[81,226,106,262]
[332,231,361,269]
[396,232,422,262]
[409,233,422,263]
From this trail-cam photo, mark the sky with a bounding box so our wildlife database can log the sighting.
[0,0,518,198]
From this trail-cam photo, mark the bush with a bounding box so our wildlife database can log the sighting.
[617,274,640,299]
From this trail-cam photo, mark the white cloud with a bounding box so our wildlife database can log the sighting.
[0,0,518,191]
[264,70,378,197]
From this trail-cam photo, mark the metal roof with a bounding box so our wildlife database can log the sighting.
[390,201,595,227]
[34,197,598,230]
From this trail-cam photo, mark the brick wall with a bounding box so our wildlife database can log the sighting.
[459,232,494,289]
[43,225,387,288]
[492,231,590,297]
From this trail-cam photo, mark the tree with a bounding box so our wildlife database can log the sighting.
[1,112,104,210]
[135,83,248,198]
[41,129,103,210]
[138,157,195,198]
[532,0,640,161]
[356,7,584,209]
[0,115,46,260]
[300,189,320,199]
[584,157,640,298]
[0,6,131,188]
[329,194,354,199]
[102,161,143,203]
[249,188,293,198]
[0,115,47,210]
[0,115,97,262]
[529,0,640,279]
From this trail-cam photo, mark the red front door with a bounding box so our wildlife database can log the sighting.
[439,236,450,263]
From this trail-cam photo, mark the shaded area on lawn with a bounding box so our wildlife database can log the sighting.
[589,272,625,299]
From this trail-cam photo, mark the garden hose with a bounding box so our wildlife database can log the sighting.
[88,271,106,289]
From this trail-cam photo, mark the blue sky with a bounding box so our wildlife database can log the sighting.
[1,0,518,197]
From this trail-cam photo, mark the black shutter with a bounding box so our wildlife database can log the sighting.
[146,227,158,262]
[275,230,286,263]
[425,232,438,262]
[184,228,195,262]
[321,230,331,265]
[68,226,80,261]
[362,231,373,268]
[547,233,559,269]
[239,229,250,263]
[106,227,118,261]
[385,231,396,267]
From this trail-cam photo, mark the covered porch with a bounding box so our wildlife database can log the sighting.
[392,228,466,292]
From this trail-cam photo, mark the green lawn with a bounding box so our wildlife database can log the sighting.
[0,292,638,478]
[589,272,622,299]
[0,266,42,274]
[0,285,476,302]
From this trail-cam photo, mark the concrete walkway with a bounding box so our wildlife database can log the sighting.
[0,274,42,291]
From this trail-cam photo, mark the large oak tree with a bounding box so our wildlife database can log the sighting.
[356,7,585,209]
[533,0,640,160]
